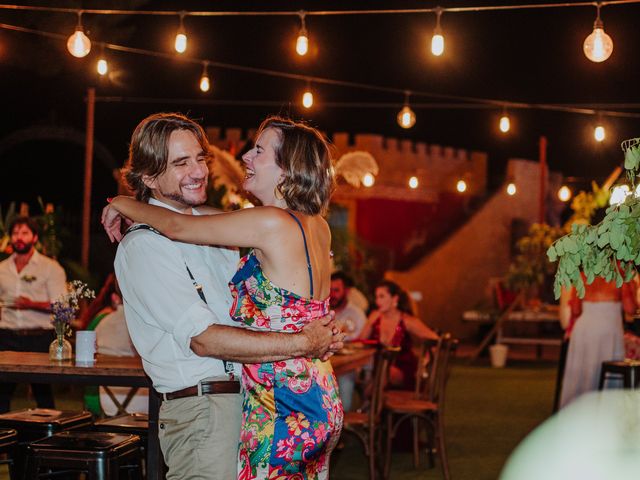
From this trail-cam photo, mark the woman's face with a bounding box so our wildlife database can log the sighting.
[241,127,284,205]
[375,286,398,313]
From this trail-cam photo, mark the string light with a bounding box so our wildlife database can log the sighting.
[499,108,510,133]
[409,176,419,189]
[296,11,308,56]
[583,3,613,63]
[609,185,630,206]
[96,58,108,75]
[67,11,91,58]
[199,62,211,92]
[302,83,313,108]
[397,91,416,129]
[507,182,517,195]
[363,173,375,187]
[558,185,572,202]
[431,8,444,56]
[175,13,187,53]
[456,179,467,193]
[594,124,605,142]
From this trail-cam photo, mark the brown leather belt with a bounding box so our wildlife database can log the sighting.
[163,380,240,401]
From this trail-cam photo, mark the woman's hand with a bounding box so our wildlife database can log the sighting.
[101,198,133,243]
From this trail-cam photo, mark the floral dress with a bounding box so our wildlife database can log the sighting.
[229,245,343,479]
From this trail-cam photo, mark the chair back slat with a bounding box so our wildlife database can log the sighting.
[429,333,458,406]
[370,346,400,424]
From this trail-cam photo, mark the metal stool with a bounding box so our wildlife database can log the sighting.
[0,408,93,479]
[94,414,149,477]
[598,360,640,389]
[0,428,18,480]
[25,431,143,480]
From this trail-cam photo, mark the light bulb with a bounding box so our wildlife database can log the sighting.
[363,173,375,187]
[200,74,210,92]
[499,115,510,133]
[610,185,630,206]
[67,27,91,58]
[431,33,444,56]
[594,125,605,142]
[175,32,187,53]
[507,183,517,196]
[296,33,308,56]
[456,180,467,193]
[409,176,419,189]
[558,185,572,202]
[97,58,108,76]
[302,91,313,108]
[397,106,416,129]
[583,21,613,63]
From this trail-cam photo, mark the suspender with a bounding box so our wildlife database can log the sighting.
[284,211,314,298]
[124,224,235,378]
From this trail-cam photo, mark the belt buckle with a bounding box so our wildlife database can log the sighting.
[197,381,203,396]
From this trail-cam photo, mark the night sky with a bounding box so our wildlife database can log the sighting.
[1,0,639,216]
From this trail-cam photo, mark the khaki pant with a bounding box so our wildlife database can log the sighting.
[158,393,242,479]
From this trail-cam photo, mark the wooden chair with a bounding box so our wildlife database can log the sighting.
[383,333,457,480]
[341,346,399,480]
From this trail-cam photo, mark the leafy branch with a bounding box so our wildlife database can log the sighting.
[547,137,640,298]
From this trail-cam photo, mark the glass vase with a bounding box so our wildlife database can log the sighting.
[49,332,72,362]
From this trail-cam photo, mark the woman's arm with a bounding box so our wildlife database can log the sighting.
[358,311,378,340]
[404,315,439,341]
[103,196,286,249]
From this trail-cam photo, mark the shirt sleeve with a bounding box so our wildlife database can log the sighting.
[116,233,221,357]
[46,259,67,302]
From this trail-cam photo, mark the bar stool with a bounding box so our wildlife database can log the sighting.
[0,428,18,480]
[94,414,149,476]
[25,431,143,480]
[598,360,640,389]
[0,408,93,479]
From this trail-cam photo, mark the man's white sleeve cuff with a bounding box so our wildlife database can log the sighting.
[172,301,218,357]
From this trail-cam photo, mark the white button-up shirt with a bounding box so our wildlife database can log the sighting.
[0,250,67,330]
[114,198,241,393]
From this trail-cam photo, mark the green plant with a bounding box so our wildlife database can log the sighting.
[505,223,564,294]
[548,137,640,298]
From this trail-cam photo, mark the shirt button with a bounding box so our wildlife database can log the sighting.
[159,423,165,429]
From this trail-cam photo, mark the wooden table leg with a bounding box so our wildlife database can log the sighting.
[146,389,162,480]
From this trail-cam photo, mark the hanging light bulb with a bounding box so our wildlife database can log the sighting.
[409,176,419,189]
[594,125,605,142]
[507,183,517,196]
[67,11,91,58]
[610,185,630,206]
[456,179,467,193]
[175,14,187,53]
[296,11,309,56]
[363,173,375,187]
[96,58,108,76]
[583,4,613,63]
[199,62,211,92]
[397,92,416,129]
[499,109,511,133]
[558,185,572,202]
[431,8,444,56]
[302,84,313,108]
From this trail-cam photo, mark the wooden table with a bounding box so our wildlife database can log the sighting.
[331,347,375,375]
[0,351,162,480]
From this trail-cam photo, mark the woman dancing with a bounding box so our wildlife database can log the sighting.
[103,116,343,479]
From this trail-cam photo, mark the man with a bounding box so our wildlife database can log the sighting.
[330,271,367,411]
[0,216,67,412]
[111,113,341,479]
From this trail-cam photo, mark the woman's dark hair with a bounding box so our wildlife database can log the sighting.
[123,113,211,202]
[376,280,414,315]
[256,116,335,215]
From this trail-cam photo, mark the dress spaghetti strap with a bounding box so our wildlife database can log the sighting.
[285,211,314,298]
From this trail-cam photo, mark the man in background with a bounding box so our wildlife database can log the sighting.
[0,216,67,412]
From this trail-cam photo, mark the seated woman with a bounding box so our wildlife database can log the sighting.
[361,280,438,390]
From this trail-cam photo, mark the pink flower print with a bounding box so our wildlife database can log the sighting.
[240,426,259,451]
[237,449,252,480]
[313,423,329,443]
[299,431,316,461]
[285,412,310,436]
[275,436,297,461]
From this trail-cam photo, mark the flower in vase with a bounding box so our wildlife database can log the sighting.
[50,280,95,338]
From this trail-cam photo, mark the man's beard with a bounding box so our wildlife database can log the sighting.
[330,296,347,310]
[11,241,34,254]
[161,190,206,207]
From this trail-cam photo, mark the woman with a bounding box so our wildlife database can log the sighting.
[103,116,343,479]
[559,275,637,408]
[361,280,439,390]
